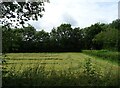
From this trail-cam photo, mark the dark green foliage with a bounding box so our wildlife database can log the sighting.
[81,23,103,49]
[34,30,50,52]
[50,24,82,52]
[93,19,120,51]
[2,24,82,52]
[110,19,120,30]
[2,19,120,53]
[93,27,119,51]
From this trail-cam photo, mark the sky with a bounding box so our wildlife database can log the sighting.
[28,0,119,32]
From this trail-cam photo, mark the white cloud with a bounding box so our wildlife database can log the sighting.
[28,0,119,32]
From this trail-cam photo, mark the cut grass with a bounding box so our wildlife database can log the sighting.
[2,52,120,87]
[4,52,119,73]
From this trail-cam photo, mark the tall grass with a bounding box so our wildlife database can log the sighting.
[2,58,119,87]
[82,50,120,64]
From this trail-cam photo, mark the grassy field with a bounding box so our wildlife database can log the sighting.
[2,51,120,87]
[82,50,120,64]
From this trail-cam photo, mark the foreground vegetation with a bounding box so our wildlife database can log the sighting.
[2,51,120,87]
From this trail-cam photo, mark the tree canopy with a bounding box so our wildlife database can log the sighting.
[0,0,50,28]
[2,19,120,53]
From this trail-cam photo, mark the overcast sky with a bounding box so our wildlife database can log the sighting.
[28,0,119,32]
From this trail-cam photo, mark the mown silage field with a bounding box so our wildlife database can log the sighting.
[2,51,120,87]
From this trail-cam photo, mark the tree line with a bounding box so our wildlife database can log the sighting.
[1,19,120,53]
